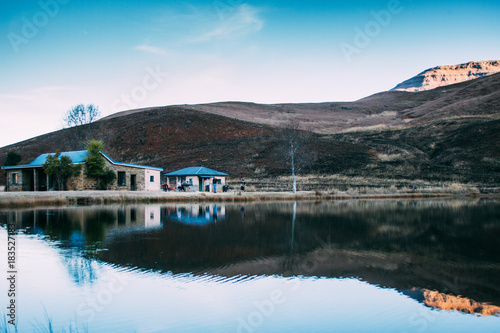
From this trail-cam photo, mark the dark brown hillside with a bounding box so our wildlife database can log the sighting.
[0,107,373,185]
[96,107,371,176]
[104,72,499,135]
[333,117,500,184]
[1,73,500,188]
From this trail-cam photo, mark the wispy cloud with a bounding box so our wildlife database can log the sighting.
[134,43,168,55]
[0,86,77,102]
[0,86,83,145]
[190,4,264,43]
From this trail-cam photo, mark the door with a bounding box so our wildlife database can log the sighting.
[130,175,137,191]
[24,170,34,191]
[37,169,48,191]
[199,178,203,192]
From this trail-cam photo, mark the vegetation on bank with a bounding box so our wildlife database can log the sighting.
[1,313,88,333]
[1,171,496,208]
[42,152,82,191]
[0,188,489,209]
[83,140,116,190]
[226,174,494,195]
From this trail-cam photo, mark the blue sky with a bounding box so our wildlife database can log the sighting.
[0,0,499,147]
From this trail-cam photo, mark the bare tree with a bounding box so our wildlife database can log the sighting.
[63,104,101,148]
[276,119,316,193]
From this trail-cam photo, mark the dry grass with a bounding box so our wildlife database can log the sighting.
[0,175,491,208]
[228,174,487,195]
[0,188,462,209]
[377,153,403,162]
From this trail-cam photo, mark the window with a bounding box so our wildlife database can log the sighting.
[117,172,126,186]
[12,173,18,185]
[150,175,155,182]
[118,210,126,224]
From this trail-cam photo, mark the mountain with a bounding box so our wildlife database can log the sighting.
[391,60,500,92]
[1,71,500,188]
[103,70,500,135]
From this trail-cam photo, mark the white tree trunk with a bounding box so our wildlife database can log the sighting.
[291,144,297,193]
[290,201,297,254]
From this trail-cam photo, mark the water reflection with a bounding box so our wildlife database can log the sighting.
[60,254,99,286]
[1,199,500,318]
[163,204,226,225]
[0,206,163,288]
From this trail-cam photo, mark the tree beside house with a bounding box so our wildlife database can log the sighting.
[1,142,162,192]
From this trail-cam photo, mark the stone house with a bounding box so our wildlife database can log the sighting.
[2,150,163,192]
[165,167,228,192]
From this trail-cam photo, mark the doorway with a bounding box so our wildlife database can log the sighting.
[130,175,137,191]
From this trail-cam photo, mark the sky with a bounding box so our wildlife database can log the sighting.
[0,0,499,147]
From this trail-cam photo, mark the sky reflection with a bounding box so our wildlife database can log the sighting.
[0,200,499,332]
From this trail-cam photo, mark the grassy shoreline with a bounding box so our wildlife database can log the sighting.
[0,190,486,208]
[2,174,497,208]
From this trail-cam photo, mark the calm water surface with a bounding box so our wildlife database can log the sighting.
[1,199,499,332]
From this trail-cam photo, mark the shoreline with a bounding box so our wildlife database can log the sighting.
[0,190,488,208]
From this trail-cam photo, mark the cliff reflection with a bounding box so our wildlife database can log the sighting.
[100,199,500,315]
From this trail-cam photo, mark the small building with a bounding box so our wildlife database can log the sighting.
[165,167,228,192]
[2,150,163,192]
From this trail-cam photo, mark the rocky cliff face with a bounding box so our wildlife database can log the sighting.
[392,60,500,92]
[404,288,500,316]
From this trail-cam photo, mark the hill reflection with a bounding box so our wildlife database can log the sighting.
[1,199,499,315]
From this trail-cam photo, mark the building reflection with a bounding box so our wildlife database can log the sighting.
[0,205,163,287]
[1,200,499,316]
[2,205,163,239]
[100,200,500,316]
[163,204,226,225]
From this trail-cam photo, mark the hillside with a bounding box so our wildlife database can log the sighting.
[1,72,500,188]
[104,70,500,134]
[0,107,370,181]
[391,60,500,92]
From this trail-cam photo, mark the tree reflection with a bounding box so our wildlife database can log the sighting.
[60,253,99,286]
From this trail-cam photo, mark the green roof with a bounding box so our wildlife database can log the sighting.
[165,167,228,177]
[2,150,163,171]
[30,150,88,165]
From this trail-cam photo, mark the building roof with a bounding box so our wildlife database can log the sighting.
[31,150,88,165]
[165,166,228,177]
[100,153,163,171]
[2,150,163,171]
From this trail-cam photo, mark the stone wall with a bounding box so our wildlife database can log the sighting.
[5,170,23,192]
[67,168,98,191]
[5,160,161,192]
[107,163,146,191]
[67,160,153,191]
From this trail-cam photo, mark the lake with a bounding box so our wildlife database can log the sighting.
[1,199,499,332]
